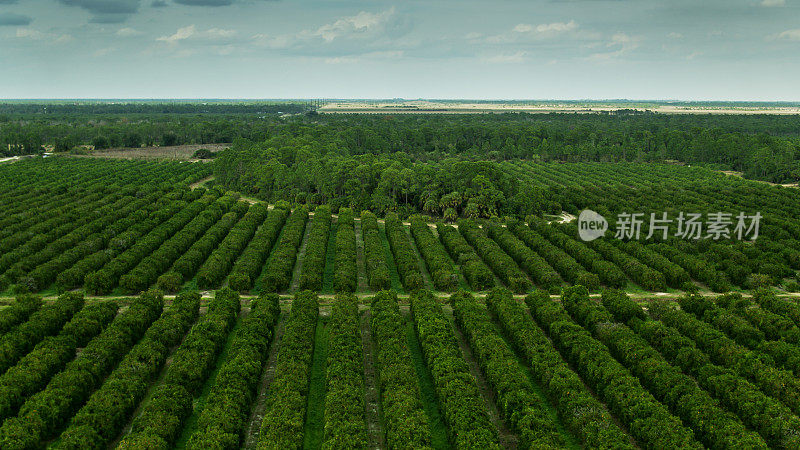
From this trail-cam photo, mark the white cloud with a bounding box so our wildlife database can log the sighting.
[15,28,72,44]
[93,47,113,57]
[761,0,786,7]
[772,28,800,40]
[513,24,533,33]
[305,7,395,43]
[16,28,44,39]
[325,56,359,64]
[588,32,639,60]
[324,50,404,64]
[535,21,577,33]
[512,21,577,34]
[252,7,403,57]
[487,20,579,44]
[686,51,702,60]
[483,51,527,63]
[116,27,141,37]
[157,25,196,43]
[667,32,683,39]
[157,25,236,44]
[207,28,236,39]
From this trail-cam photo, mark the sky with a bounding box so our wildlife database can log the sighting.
[1,0,800,100]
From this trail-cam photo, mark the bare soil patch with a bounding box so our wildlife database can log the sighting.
[77,143,230,161]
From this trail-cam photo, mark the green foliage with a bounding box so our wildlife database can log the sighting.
[370,291,432,449]
[489,222,564,290]
[451,290,563,448]
[55,292,200,449]
[361,211,390,291]
[299,205,332,291]
[187,293,280,449]
[0,292,83,374]
[610,294,800,448]
[170,205,248,286]
[261,207,309,293]
[410,216,457,291]
[384,213,424,291]
[118,288,238,448]
[196,203,269,289]
[85,194,216,294]
[436,222,494,291]
[589,239,666,291]
[459,220,531,293]
[333,209,357,293]
[322,293,367,448]
[156,271,183,293]
[257,291,319,449]
[566,290,767,449]
[0,294,41,334]
[409,290,500,449]
[486,288,633,449]
[652,296,800,417]
[0,290,164,449]
[527,288,701,449]
[0,301,118,424]
[228,207,289,292]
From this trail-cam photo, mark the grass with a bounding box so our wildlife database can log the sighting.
[173,316,243,448]
[252,212,292,295]
[488,316,582,449]
[403,312,450,450]
[378,222,405,294]
[302,316,329,449]
[321,220,338,294]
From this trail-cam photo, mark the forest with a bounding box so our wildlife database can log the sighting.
[3,108,800,184]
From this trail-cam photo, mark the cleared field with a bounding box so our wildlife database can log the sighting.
[320,100,800,115]
[77,143,230,161]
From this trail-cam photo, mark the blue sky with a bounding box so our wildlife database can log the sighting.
[1,0,799,99]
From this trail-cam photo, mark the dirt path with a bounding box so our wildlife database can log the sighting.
[354,219,370,293]
[402,311,451,449]
[359,310,385,449]
[302,317,329,448]
[321,218,339,293]
[377,222,404,294]
[111,308,206,446]
[189,175,215,190]
[403,225,434,290]
[175,309,249,448]
[243,315,286,449]
[289,219,314,293]
[445,308,518,449]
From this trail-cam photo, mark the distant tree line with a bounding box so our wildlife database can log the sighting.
[212,113,800,218]
[3,108,799,182]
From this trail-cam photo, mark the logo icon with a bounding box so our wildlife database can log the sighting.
[578,209,607,241]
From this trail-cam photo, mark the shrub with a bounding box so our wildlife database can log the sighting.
[370,291,431,448]
[333,209,357,293]
[409,290,499,448]
[299,205,331,291]
[384,213,424,291]
[257,291,319,449]
[261,207,309,293]
[410,216,457,291]
[187,294,280,449]
[361,212,390,291]
[436,222,494,291]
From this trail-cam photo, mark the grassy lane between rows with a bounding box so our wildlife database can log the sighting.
[402,311,450,450]
[302,316,329,449]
